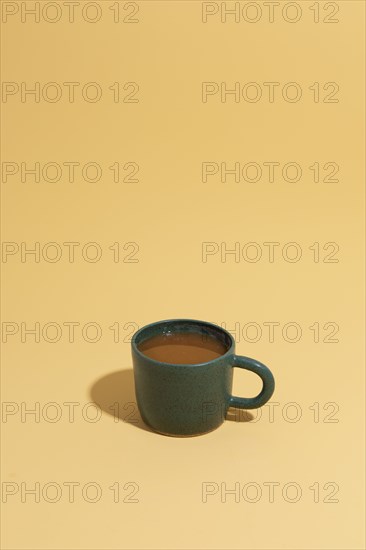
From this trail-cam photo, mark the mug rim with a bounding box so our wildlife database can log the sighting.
[131,318,235,367]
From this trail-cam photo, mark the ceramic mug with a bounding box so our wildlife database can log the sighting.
[131,319,275,436]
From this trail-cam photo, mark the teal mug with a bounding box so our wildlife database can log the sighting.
[131,319,275,436]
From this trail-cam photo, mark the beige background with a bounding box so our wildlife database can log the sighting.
[1,1,365,549]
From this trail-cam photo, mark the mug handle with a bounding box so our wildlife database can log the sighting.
[230,355,275,409]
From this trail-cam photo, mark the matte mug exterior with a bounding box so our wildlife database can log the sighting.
[131,319,275,436]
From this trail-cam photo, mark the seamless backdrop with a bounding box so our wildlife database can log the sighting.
[1,1,365,549]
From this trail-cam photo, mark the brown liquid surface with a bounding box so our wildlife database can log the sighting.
[138,332,227,364]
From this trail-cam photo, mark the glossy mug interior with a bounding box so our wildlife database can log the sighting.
[131,319,275,436]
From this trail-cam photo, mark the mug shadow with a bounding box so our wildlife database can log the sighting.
[226,408,255,423]
[89,368,256,430]
[89,369,153,432]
